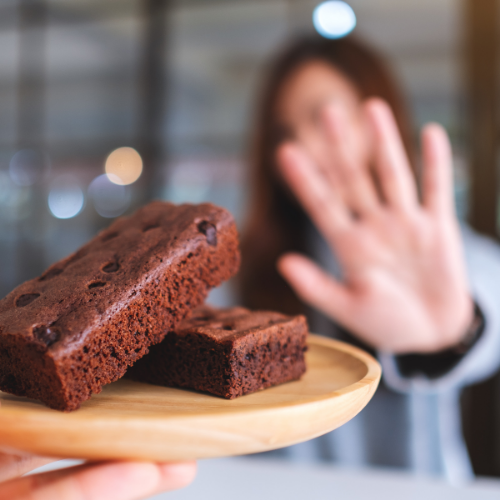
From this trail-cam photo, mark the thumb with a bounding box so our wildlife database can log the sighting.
[278,253,352,323]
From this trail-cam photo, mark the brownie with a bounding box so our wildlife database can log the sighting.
[0,202,240,411]
[127,306,308,399]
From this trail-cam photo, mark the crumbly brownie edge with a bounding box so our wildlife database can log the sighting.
[128,315,308,399]
[127,331,232,395]
[226,317,308,398]
[0,334,66,409]
[0,224,240,411]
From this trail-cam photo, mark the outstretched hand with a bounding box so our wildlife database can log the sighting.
[277,98,473,354]
[0,450,196,500]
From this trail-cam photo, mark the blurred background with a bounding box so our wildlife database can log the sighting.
[0,0,499,478]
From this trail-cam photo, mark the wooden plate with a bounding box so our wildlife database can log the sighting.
[0,335,381,461]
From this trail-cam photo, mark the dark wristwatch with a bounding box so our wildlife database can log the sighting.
[395,302,485,379]
[448,302,485,355]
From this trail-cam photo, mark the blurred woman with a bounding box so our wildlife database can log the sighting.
[241,35,500,482]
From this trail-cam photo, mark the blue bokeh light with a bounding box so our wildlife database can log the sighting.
[48,175,85,220]
[313,1,356,39]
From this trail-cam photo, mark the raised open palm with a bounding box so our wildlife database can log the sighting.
[277,98,473,353]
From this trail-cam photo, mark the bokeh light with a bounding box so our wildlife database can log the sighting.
[105,147,143,186]
[9,149,51,187]
[48,175,85,219]
[313,1,356,39]
[88,173,131,218]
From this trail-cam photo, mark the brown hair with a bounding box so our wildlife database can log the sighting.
[240,35,414,315]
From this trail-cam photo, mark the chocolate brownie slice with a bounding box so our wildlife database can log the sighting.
[127,306,308,398]
[0,202,240,411]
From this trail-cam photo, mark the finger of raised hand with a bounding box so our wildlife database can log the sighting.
[277,142,350,244]
[421,123,455,216]
[0,460,196,500]
[0,452,56,483]
[322,104,379,216]
[365,98,418,211]
[278,253,352,323]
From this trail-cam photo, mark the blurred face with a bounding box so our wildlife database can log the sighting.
[275,59,371,169]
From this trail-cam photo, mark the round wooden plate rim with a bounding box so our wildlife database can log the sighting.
[0,334,382,460]
[0,335,381,422]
